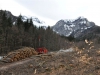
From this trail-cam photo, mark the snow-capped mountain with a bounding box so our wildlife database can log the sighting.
[52,17,95,38]
[21,16,47,27]
[2,10,47,27]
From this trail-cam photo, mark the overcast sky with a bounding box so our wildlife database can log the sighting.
[0,0,100,26]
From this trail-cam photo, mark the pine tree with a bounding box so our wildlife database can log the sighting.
[2,11,7,31]
[24,19,31,32]
[24,19,28,31]
[1,10,12,46]
[7,17,12,27]
[29,17,33,26]
[16,14,23,29]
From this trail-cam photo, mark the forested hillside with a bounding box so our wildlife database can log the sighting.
[0,10,70,55]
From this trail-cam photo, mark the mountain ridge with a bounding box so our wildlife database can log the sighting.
[1,10,99,40]
[0,10,47,27]
[52,17,95,38]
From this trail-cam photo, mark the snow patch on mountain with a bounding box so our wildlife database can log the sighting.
[22,16,47,27]
[13,22,16,25]
[64,24,67,30]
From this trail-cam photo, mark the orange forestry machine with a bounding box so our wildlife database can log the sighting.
[36,47,48,54]
[36,36,48,54]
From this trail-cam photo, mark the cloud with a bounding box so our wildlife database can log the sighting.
[0,0,100,26]
[0,0,38,16]
[14,0,92,20]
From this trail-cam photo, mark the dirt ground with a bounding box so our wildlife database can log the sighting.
[0,47,100,75]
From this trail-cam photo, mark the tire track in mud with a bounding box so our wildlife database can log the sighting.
[0,57,35,70]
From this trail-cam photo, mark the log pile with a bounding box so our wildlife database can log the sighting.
[2,47,38,62]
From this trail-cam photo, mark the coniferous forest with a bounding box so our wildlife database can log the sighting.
[0,10,70,55]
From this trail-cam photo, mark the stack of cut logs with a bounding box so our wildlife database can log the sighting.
[2,47,38,62]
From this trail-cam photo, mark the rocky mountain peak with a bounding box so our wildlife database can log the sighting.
[52,17,95,38]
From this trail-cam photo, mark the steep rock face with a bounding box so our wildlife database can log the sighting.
[0,10,17,24]
[5,11,17,22]
[52,17,95,38]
